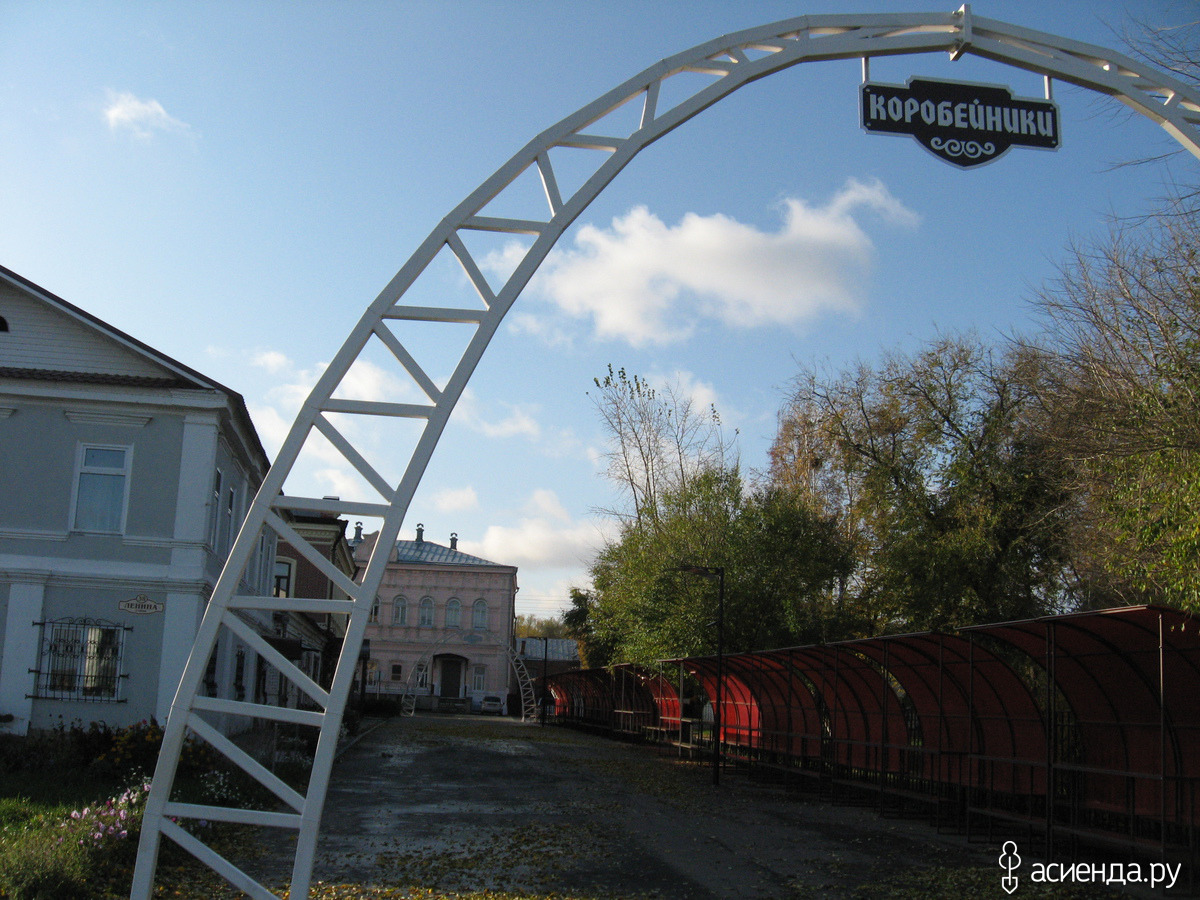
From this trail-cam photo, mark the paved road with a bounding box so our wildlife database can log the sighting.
[249,714,995,898]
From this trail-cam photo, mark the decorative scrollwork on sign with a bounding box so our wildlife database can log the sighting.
[931,137,997,161]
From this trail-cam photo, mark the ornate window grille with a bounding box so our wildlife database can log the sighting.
[30,618,130,702]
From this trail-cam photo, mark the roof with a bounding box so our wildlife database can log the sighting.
[0,366,190,389]
[393,539,513,570]
[0,263,227,392]
[0,263,270,467]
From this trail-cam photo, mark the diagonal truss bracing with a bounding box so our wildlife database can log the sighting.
[131,8,1200,897]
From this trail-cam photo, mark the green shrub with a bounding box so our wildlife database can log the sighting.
[90,719,216,780]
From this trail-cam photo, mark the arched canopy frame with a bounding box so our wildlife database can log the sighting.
[134,11,1200,898]
[551,606,1200,854]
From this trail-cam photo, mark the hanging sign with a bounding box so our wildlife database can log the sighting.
[860,77,1059,168]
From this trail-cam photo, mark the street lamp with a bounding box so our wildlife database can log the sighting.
[677,564,724,786]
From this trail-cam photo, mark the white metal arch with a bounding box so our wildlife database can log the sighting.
[132,8,1200,898]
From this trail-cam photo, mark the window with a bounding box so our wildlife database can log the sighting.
[414,663,428,688]
[390,663,403,681]
[208,469,222,548]
[392,597,407,625]
[418,597,433,627]
[256,533,276,595]
[472,599,488,630]
[204,646,219,698]
[302,650,322,686]
[369,597,380,623]
[223,484,237,552]
[471,665,486,692]
[445,598,461,629]
[34,618,127,700]
[233,647,246,701]
[72,445,131,533]
[274,559,294,598]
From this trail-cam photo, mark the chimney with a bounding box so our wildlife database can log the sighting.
[352,522,363,544]
[415,523,424,543]
[450,532,458,551]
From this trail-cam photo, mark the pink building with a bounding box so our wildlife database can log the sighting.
[353,524,520,714]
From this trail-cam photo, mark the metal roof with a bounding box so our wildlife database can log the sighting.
[392,539,512,569]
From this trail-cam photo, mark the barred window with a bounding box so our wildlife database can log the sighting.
[33,618,129,701]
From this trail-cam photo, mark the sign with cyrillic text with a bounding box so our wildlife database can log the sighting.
[861,77,1059,168]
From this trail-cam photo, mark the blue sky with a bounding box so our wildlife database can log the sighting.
[2,1,1194,617]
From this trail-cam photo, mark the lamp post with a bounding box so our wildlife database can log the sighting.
[678,564,725,786]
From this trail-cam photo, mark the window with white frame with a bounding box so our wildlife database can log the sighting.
[34,618,128,701]
[471,665,486,692]
[223,483,238,552]
[274,559,294,598]
[72,445,131,533]
[414,662,428,688]
[248,532,272,593]
[207,469,222,548]
[445,598,461,629]
[419,597,433,627]
[390,663,403,681]
[392,596,407,625]
[472,599,488,630]
[369,597,380,623]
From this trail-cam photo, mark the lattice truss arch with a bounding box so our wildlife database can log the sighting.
[132,8,1200,898]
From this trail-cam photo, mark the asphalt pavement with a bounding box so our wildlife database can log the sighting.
[247,713,998,898]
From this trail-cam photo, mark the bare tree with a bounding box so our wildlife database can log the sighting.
[588,364,735,527]
[1025,201,1200,608]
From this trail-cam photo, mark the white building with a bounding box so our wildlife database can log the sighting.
[0,265,276,735]
[354,525,518,713]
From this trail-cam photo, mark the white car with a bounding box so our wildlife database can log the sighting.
[479,695,503,715]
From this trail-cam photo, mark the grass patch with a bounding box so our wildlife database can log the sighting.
[0,720,271,899]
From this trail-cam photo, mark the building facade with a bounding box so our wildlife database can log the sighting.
[0,265,277,735]
[271,510,353,700]
[354,525,517,713]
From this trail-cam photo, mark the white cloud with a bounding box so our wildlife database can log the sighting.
[313,467,370,503]
[246,403,293,458]
[252,350,292,374]
[258,356,420,415]
[458,489,612,573]
[505,312,575,350]
[526,178,918,347]
[432,486,479,513]
[524,488,570,522]
[647,369,719,416]
[104,90,189,139]
[245,350,426,500]
[454,389,542,440]
[468,517,603,570]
